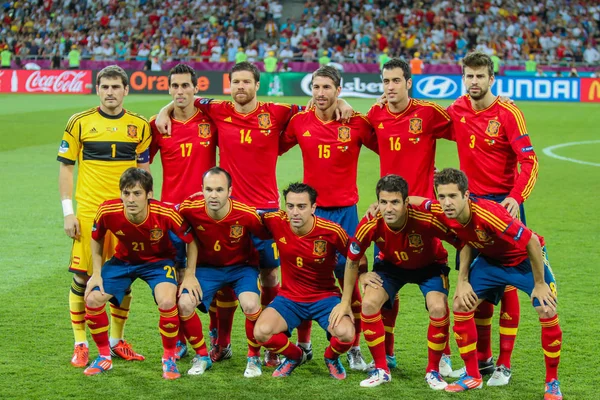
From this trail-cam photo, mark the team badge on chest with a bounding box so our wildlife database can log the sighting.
[485,120,501,137]
[230,224,244,239]
[408,118,422,134]
[257,113,272,129]
[313,240,327,256]
[127,124,138,138]
[337,126,351,142]
[198,123,212,138]
[408,233,423,247]
[150,228,163,242]
[475,229,491,242]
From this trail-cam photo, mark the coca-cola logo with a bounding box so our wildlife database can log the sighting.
[25,71,89,93]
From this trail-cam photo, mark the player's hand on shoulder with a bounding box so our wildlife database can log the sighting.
[359,272,383,292]
[155,107,172,135]
[335,98,354,123]
[377,93,388,108]
[500,197,520,218]
[498,96,514,105]
[454,281,478,311]
[85,274,104,300]
[531,283,557,313]
[64,214,81,240]
[363,202,379,220]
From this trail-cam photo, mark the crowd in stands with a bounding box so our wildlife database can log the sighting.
[1,0,600,68]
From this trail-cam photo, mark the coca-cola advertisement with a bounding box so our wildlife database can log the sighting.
[0,70,93,94]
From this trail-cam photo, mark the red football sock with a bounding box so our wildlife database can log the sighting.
[381,295,399,356]
[180,312,208,356]
[474,301,494,362]
[159,305,179,359]
[296,319,312,344]
[443,304,451,355]
[350,280,362,347]
[498,286,520,368]
[427,314,450,372]
[453,311,481,379]
[540,314,562,382]
[245,309,262,357]
[324,336,353,359]
[216,286,238,346]
[208,298,218,332]
[85,305,110,357]
[362,311,388,372]
[261,332,303,360]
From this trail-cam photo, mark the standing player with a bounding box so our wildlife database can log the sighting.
[425,168,562,400]
[330,175,456,389]
[58,65,150,367]
[447,52,540,384]
[154,61,353,366]
[83,168,194,379]
[365,58,454,374]
[278,65,378,370]
[149,63,218,358]
[177,167,269,378]
[253,183,355,379]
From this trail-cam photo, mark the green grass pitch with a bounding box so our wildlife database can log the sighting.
[0,93,598,399]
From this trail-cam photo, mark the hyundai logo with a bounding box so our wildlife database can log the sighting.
[416,76,458,99]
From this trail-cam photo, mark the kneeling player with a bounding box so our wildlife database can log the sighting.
[83,168,194,379]
[331,175,456,389]
[177,167,267,378]
[253,183,355,379]
[425,168,562,400]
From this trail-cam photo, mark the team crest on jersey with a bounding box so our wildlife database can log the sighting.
[198,123,212,138]
[408,118,422,134]
[337,126,351,142]
[257,113,272,129]
[127,125,138,138]
[485,120,501,137]
[230,224,244,239]
[475,229,491,242]
[313,240,327,256]
[408,233,423,247]
[150,228,163,242]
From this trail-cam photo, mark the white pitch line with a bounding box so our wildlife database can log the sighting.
[542,140,600,167]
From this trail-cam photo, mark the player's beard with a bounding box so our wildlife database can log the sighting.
[469,86,489,100]
[234,91,255,106]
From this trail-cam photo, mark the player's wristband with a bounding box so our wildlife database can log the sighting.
[62,199,74,217]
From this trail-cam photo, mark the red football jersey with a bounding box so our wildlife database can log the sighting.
[92,199,193,264]
[424,198,545,267]
[178,196,269,267]
[367,99,452,197]
[262,211,349,302]
[194,99,301,209]
[149,110,217,204]
[279,110,378,207]
[447,95,539,203]
[347,204,453,270]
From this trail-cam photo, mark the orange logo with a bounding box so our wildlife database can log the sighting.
[127,124,138,138]
[313,240,327,256]
[337,126,351,142]
[257,113,272,129]
[408,118,422,134]
[230,225,244,238]
[485,120,501,137]
[198,123,211,138]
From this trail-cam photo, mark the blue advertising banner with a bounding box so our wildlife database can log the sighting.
[412,75,581,102]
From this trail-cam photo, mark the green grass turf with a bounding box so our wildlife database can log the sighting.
[0,93,598,399]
